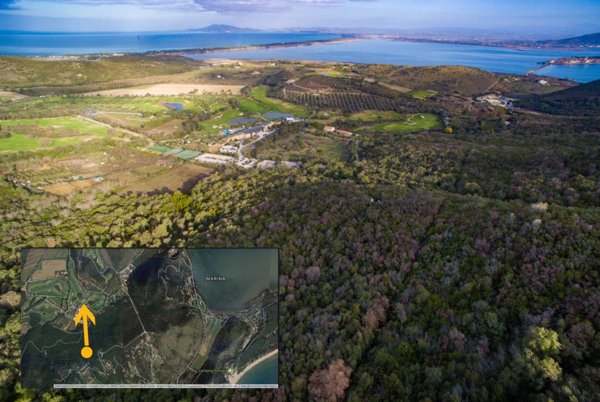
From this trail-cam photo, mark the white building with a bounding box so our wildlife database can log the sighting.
[195,153,236,165]
[238,157,258,169]
[257,160,277,169]
[281,161,302,168]
[219,145,238,155]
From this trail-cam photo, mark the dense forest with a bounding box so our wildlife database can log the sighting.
[2,163,599,401]
[0,57,599,401]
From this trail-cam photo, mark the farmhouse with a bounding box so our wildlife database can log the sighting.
[476,94,513,108]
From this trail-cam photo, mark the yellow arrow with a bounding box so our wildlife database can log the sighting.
[74,303,96,359]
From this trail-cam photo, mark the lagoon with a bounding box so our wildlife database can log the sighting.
[188,249,277,312]
[189,39,600,83]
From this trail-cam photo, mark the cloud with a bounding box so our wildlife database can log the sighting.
[13,0,378,14]
[195,0,378,13]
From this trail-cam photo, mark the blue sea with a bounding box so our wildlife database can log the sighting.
[238,354,278,385]
[189,39,600,83]
[0,31,339,56]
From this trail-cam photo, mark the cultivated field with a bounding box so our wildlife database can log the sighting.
[31,259,67,281]
[0,91,28,100]
[119,163,214,194]
[371,113,441,133]
[85,84,244,97]
[0,117,110,152]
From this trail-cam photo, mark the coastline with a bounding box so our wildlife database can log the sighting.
[381,35,600,51]
[21,34,598,62]
[156,36,362,57]
[227,349,278,385]
[28,35,363,61]
[526,56,600,75]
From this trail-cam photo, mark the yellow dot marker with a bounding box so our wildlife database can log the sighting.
[81,346,93,359]
[74,303,96,359]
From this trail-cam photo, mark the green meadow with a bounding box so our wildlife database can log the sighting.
[372,113,441,133]
[0,133,40,152]
[0,116,109,152]
[0,117,109,136]
[410,90,438,99]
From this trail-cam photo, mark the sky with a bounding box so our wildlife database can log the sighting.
[1,0,599,38]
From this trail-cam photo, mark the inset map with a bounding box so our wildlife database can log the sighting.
[21,248,278,388]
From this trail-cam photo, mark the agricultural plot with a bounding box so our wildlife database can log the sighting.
[279,91,406,113]
[0,133,39,152]
[254,132,348,162]
[118,163,213,194]
[2,95,207,118]
[196,87,307,140]
[0,116,109,136]
[9,146,172,195]
[411,90,438,99]
[85,84,244,97]
[371,113,441,133]
[0,90,27,100]
[0,116,110,152]
[92,112,149,130]
[239,86,307,117]
[348,110,405,122]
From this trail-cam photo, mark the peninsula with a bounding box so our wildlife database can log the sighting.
[149,35,362,57]
[525,56,600,75]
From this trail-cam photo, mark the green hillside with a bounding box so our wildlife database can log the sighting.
[517,79,600,116]
[0,55,199,90]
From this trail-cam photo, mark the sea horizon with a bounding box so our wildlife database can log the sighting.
[0,31,341,57]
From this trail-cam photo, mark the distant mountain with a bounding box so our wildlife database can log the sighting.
[537,32,600,47]
[191,25,261,33]
[517,79,600,116]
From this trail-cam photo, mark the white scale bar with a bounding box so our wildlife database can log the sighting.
[54,384,278,389]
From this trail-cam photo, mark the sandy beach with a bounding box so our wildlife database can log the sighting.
[227,349,279,384]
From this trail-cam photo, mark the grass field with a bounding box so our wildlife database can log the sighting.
[411,90,438,99]
[80,96,205,113]
[0,133,39,152]
[85,83,244,97]
[5,95,206,116]
[255,132,347,162]
[0,116,110,152]
[239,86,308,117]
[0,116,109,136]
[119,163,213,194]
[372,113,441,133]
[95,112,149,129]
[349,110,405,122]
